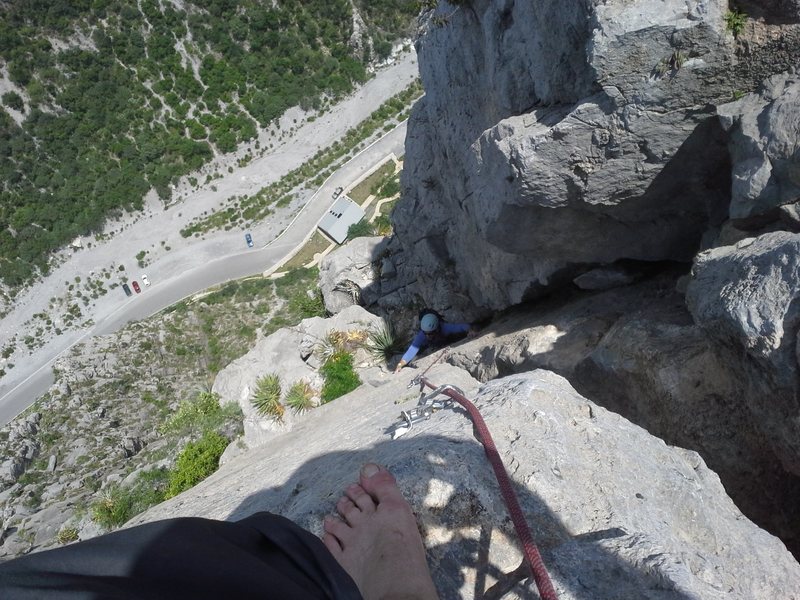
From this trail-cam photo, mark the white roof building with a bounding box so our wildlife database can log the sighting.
[317,196,365,244]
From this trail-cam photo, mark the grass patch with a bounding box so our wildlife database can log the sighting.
[56,526,79,545]
[92,468,170,529]
[251,374,284,421]
[282,232,334,271]
[348,161,397,204]
[320,351,361,402]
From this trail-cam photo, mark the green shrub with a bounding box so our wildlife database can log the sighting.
[285,380,316,413]
[160,391,237,435]
[320,351,361,402]
[92,469,169,528]
[165,432,228,499]
[2,91,24,112]
[724,9,747,36]
[288,288,326,319]
[347,219,375,240]
[251,374,284,420]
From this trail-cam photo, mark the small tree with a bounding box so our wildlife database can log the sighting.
[347,219,375,240]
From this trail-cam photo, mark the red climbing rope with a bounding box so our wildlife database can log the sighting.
[419,377,559,600]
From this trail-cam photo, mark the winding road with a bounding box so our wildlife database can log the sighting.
[0,121,408,426]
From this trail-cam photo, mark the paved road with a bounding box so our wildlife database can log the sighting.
[0,123,407,426]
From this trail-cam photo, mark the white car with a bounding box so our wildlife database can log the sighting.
[332,186,343,199]
[141,274,150,286]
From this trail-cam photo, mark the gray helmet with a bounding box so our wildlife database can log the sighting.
[420,313,439,333]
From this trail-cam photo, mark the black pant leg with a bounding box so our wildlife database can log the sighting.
[0,513,362,600]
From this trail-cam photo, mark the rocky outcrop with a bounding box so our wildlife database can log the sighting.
[317,236,388,314]
[132,366,800,599]
[374,0,800,317]
[437,271,800,555]
[718,74,800,222]
[212,305,386,448]
[0,413,40,486]
[379,0,738,315]
[686,231,800,475]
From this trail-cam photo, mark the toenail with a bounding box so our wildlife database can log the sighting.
[361,463,380,478]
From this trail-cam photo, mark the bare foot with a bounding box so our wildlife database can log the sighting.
[323,463,439,600]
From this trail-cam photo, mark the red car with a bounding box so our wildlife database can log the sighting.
[132,281,141,293]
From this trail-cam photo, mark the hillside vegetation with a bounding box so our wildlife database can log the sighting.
[0,266,326,555]
[0,0,418,287]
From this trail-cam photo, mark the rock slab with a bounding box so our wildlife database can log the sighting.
[133,367,800,599]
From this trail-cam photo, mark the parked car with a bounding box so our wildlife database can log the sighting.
[141,274,150,286]
[245,232,254,247]
[332,186,343,199]
[122,283,132,297]
[132,281,141,293]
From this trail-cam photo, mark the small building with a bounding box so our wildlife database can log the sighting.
[317,196,365,244]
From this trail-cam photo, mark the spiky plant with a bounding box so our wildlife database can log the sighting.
[365,323,406,364]
[314,330,346,361]
[251,374,284,421]
[285,380,316,414]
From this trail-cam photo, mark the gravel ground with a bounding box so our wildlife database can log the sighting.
[0,47,419,411]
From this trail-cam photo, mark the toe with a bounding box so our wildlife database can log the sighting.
[322,532,343,557]
[336,496,364,526]
[324,515,353,546]
[346,483,377,514]
[359,464,406,506]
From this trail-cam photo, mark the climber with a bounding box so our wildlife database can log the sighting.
[394,309,474,373]
[0,464,439,600]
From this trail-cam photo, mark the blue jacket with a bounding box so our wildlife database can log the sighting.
[400,322,471,363]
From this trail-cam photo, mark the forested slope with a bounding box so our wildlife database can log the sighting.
[0,0,417,286]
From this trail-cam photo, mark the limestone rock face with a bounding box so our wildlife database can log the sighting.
[718,74,800,221]
[318,236,388,314]
[385,0,743,314]
[441,272,800,552]
[686,231,800,475]
[132,368,800,599]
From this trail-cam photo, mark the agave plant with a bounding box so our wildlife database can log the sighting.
[313,329,369,362]
[285,380,316,414]
[313,330,345,363]
[365,323,406,364]
[251,374,284,421]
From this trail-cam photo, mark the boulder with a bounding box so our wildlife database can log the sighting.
[439,272,800,554]
[686,231,800,475]
[383,0,747,314]
[318,236,388,313]
[131,367,800,599]
[717,74,800,222]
